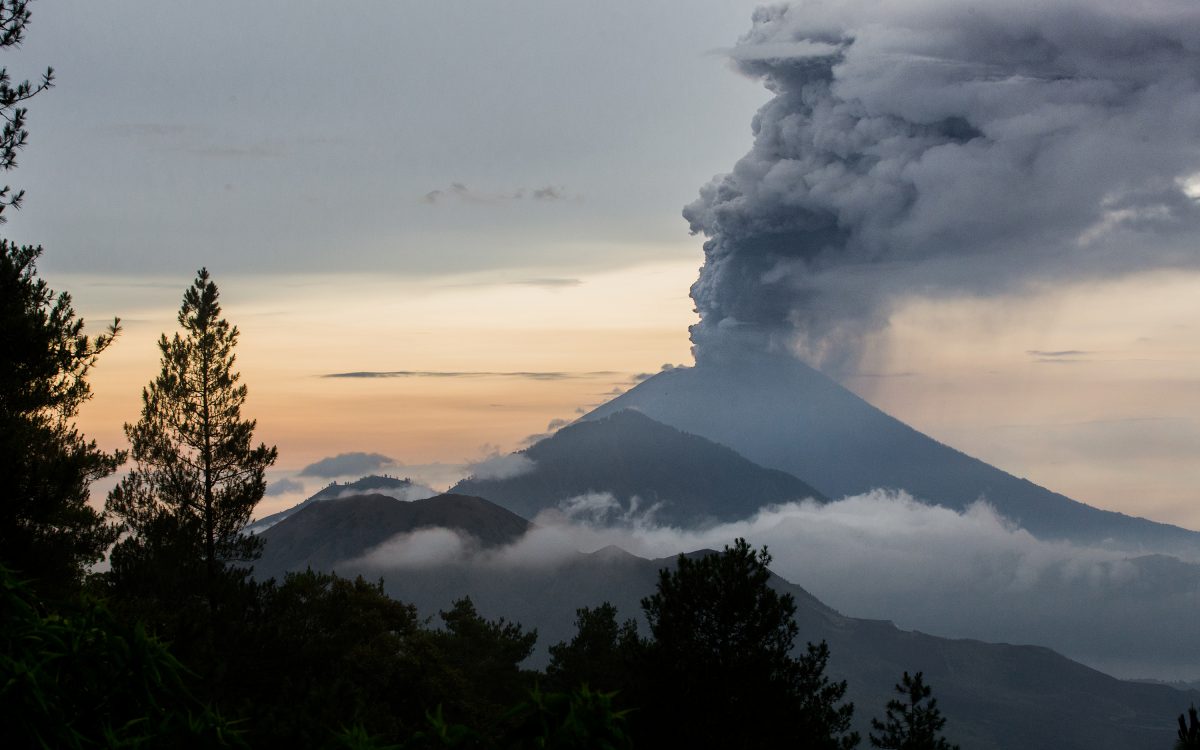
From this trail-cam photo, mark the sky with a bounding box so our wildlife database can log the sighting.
[13,1,1200,529]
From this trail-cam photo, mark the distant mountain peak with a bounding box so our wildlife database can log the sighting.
[452,408,825,526]
[253,492,531,580]
[248,474,436,534]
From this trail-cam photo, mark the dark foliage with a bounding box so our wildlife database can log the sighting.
[545,603,644,697]
[869,672,958,750]
[419,597,539,729]
[0,241,122,600]
[0,0,53,220]
[1179,705,1200,750]
[639,538,859,748]
[228,570,425,747]
[400,684,632,750]
[0,563,241,748]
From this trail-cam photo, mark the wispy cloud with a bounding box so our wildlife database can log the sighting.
[441,277,583,291]
[323,370,618,381]
[465,453,536,481]
[265,477,305,496]
[519,417,574,447]
[299,451,397,478]
[631,363,686,383]
[509,278,582,289]
[421,182,575,205]
[1028,349,1094,364]
[1028,350,1092,358]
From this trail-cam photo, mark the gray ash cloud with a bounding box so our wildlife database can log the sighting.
[686,0,1200,370]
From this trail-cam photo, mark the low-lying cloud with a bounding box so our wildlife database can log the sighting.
[330,482,438,504]
[345,489,1200,679]
[464,453,536,482]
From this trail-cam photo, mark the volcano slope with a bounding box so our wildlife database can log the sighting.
[584,352,1200,554]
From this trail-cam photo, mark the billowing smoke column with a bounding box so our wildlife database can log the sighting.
[686,0,1200,370]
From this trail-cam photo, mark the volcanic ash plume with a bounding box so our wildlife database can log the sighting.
[686,0,1200,370]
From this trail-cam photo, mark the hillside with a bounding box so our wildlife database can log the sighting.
[254,492,531,580]
[281,540,1194,750]
[453,409,825,526]
[248,475,433,533]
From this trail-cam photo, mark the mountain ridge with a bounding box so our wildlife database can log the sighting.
[254,492,531,580]
[452,409,826,526]
[249,475,434,533]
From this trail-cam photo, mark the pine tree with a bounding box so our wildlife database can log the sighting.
[0,242,121,597]
[0,0,55,222]
[1178,705,1200,750]
[107,269,276,596]
[0,0,113,600]
[639,538,859,749]
[869,671,958,750]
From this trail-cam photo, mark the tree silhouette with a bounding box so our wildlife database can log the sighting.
[1178,705,1200,750]
[869,671,958,750]
[108,269,276,603]
[0,243,121,598]
[0,563,241,747]
[0,0,113,600]
[546,602,643,696]
[0,0,54,221]
[640,538,858,749]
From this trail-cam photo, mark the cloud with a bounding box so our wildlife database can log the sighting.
[1027,350,1091,358]
[688,0,1200,370]
[322,370,615,381]
[517,417,574,448]
[299,452,397,478]
[531,186,567,201]
[352,527,474,568]
[330,481,438,503]
[265,477,305,496]
[421,182,573,205]
[632,363,686,383]
[553,492,664,527]
[1028,349,1093,363]
[510,277,582,289]
[386,462,475,492]
[343,489,1200,679]
[465,453,536,481]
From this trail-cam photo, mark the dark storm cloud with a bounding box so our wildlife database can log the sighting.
[299,452,397,478]
[687,0,1200,370]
